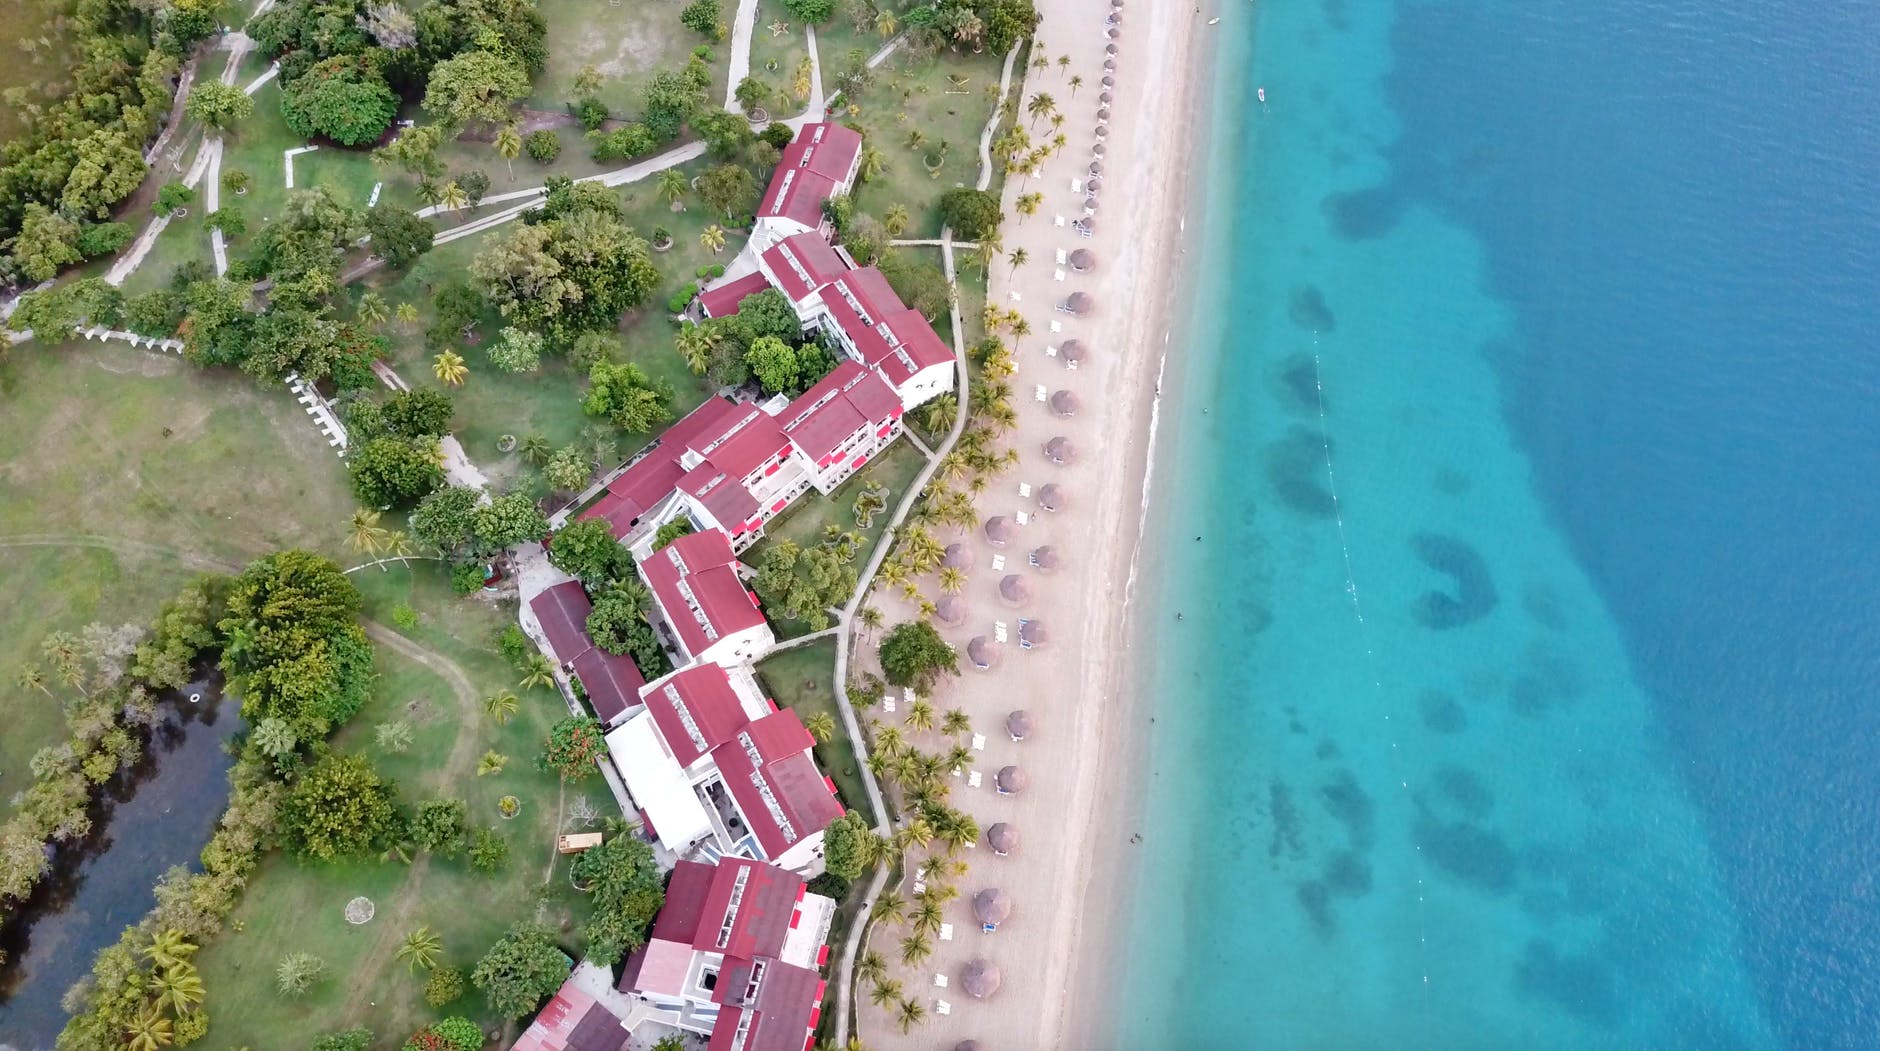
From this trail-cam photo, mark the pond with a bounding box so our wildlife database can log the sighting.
[0,0,77,142]
[0,675,240,1051]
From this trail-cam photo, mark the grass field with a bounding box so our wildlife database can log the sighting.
[530,0,728,121]
[754,638,864,815]
[192,561,592,1049]
[0,341,357,802]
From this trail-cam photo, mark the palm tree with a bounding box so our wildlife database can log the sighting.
[802,711,836,742]
[919,392,956,433]
[911,900,944,937]
[898,932,932,967]
[152,962,205,1015]
[477,749,508,776]
[870,888,907,925]
[874,8,896,37]
[943,744,972,775]
[416,179,443,207]
[438,180,470,213]
[895,996,926,1034]
[700,224,727,253]
[868,978,902,1007]
[494,123,521,180]
[124,1003,174,1051]
[1017,191,1042,222]
[433,349,468,386]
[347,508,390,554]
[935,451,968,484]
[508,433,547,467]
[929,567,961,596]
[17,664,51,698]
[1027,92,1056,128]
[915,881,958,908]
[1009,315,1031,338]
[1058,54,1071,76]
[394,301,420,327]
[519,652,557,689]
[858,605,884,632]
[1069,73,1084,97]
[858,145,887,183]
[358,289,389,327]
[657,168,689,210]
[484,690,520,724]
[894,816,933,852]
[144,929,198,970]
[857,948,888,987]
[883,203,911,237]
[1030,52,1049,76]
[1008,247,1029,274]
[941,708,972,736]
[397,926,444,971]
[872,722,906,757]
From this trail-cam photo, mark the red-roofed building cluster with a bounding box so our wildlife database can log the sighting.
[616,857,835,1051]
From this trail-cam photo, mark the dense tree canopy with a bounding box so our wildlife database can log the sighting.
[365,207,437,268]
[546,518,631,587]
[423,50,531,130]
[581,360,674,434]
[282,753,401,860]
[877,620,959,689]
[937,187,1003,241]
[820,811,878,880]
[752,538,857,631]
[572,835,665,964]
[471,923,570,1019]
[471,178,661,345]
[540,715,605,780]
[282,54,400,146]
[219,551,374,741]
[348,436,446,508]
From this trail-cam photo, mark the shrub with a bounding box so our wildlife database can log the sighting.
[78,221,135,257]
[575,97,609,131]
[680,0,724,40]
[424,966,464,1007]
[450,560,488,593]
[807,871,850,899]
[666,282,699,314]
[156,181,195,215]
[784,0,834,21]
[524,129,561,162]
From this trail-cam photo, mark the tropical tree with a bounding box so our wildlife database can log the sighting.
[433,349,469,386]
[895,996,927,1035]
[485,690,520,724]
[674,322,719,374]
[494,124,522,179]
[123,1003,174,1051]
[517,432,552,466]
[868,978,901,1007]
[358,290,390,327]
[874,8,896,36]
[911,899,944,937]
[802,711,836,742]
[936,566,966,595]
[857,949,887,987]
[276,951,327,996]
[882,203,911,238]
[1008,247,1028,274]
[870,889,906,925]
[398,926,445,971]
[347,508,391,554]
[151,962,205,1015]
[438,180,470,213]
[1069,73,1083,96]
[941,708,972,736]
[477,749,509,776]
[395,301,421,327]
[858,145,887,183]
[700,224,727,253]
[145,929,199,970]
[1026,92,1056,127]
[657,168,689,209]
[1058,54,1071,76]
[898,932,932,967]
[904,698,936,733]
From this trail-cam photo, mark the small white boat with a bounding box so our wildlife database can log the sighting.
[1258,87,1267,103]
[1208,16,1219,24]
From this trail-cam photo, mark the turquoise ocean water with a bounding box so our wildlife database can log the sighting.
[1115,1,1880,1048]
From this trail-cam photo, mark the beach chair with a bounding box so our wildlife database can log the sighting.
[1034,384,1047,402]
[1055,268,1066,281]
[1054,215,1066,226]
[1070,178,1083,193]
[1015,511,1030,526]
[994,620,1008,641]
[982,922,998,934]
[883,694,897,713]
[914,879,927,894]
[935,999,952,1016]
[968,770,983,788]
[991,554,1006,572]
[940,923,954,941]
[1050,320,1063,333]
[1055,248,1069,264]
[933,974,949,988]
[1018,482,1032,498]
[1045,344,1059,358]
[972,733,986,751]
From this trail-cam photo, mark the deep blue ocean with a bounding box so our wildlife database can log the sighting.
[1116,1,1880,1048]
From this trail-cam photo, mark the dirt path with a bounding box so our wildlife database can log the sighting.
[339,622,488,1015]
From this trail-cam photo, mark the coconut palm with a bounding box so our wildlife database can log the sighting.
[943,745,972,775]
[1009,316,1031,338]
[1030,51,1049,75]
[1058,54,1072,76]
[397,925,444,971]
[347,508,391,554]
[17,664,50,698]
[858,605,884,632]
[883,203,911,237]
[905,698,936,733]
[895,996,925,1034]
[675,322,720,374]
[519,432,552,465]
[857,949,888,987]
[416,178,443,206]
[932,566,964,596]
[484,690,520,724]
[124,1003,174,1051]
[1026,92,1056,128]
[438,180,470,213]
[802,711,836,742]
[872,722,906,757]
[941,708,972,737]
[433,349,468,386]
[870,889,907,924]
[858,145,887,183]
[915,880,959,908]
[1070,73,1084,96]
[898,932,933,967]
[657,168,689,209]
[911,900,944,937]
[868,978,902,1007]
[152,962,205,1015]
[477,749,508,776]
[1017,191,1042,221]
[874,8,896,37]
[936,809,979,854]
[1008,247,1029,274]
[894,816,933,852]
[275,951,326,997]
[358,289,389,327]
[919,393,956,433]
[494,123,521,179]
[700,224,727,253]
[519,652,557,689]
[394,301,420,327]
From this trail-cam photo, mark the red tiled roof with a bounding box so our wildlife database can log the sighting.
[529,581,594,665]
[711,710,843,861]
[646,859,717,946]
[781,362,905,463]
[761,233,848,304]
[837,267,902,321]
[698,271,774,319]
[569,646,645,725]
[697,407,791,480]
[695,856,804,960]
[757,167,838,231]
[642,664,754,767]
[757,124,862,232]
[512,983,629,1051]
[679,461,762,532]
[879,308,953,370]
[643,529,767,657]
[705,961,825,1051]
[581,398,747,538]
[791,122,863,183]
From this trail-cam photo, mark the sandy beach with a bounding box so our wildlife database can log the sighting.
[854,1,1215,1046]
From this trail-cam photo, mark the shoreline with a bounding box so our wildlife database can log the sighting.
[1049,2,1230,1044]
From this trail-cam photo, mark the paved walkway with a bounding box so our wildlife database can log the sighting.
[977,41,1024,192]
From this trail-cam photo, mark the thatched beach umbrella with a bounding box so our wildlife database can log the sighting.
[1087,175,1104,191]
[1104,57,1117,71]
[1095,123,1109,139]
[1093,141,1107,156]
[1044,436,1075,463]
[1096,108,1111,123]
[943,542,975,570]
[1069,248,1096,272]
[998,574,1031,606]
[936,594,966,625]
[1019,619,1048,647]
[1099,90,1113,103]
[967,635,998,670]
[962,958,1003,999]
[983,515,1014,546]
[1088,160,1104,176]
[1006,710,1033,741]
[1030,545,1060,572]
[1038,484,1066,512]
[1106,40,1119,53]
[1102,75,1115,88]
[1050,389,1081,417]
[973,888,1013,927]
[996,765,1028,794]
[1059,338,1088,365]
[1065,292,1093,316]
[986,822,1018,854]
[956,1042,985,1051]
[1112,0,1123,7]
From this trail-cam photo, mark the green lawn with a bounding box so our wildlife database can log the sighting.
[193,562,593,1049]
[529,0,728,121]
[844,45,1015,239]
[0,341,356,800]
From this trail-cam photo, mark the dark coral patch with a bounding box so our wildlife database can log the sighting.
[1409,532,1498,629]
[1264,426,1338,517]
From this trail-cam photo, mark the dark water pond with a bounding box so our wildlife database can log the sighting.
[0,676,240,1051]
